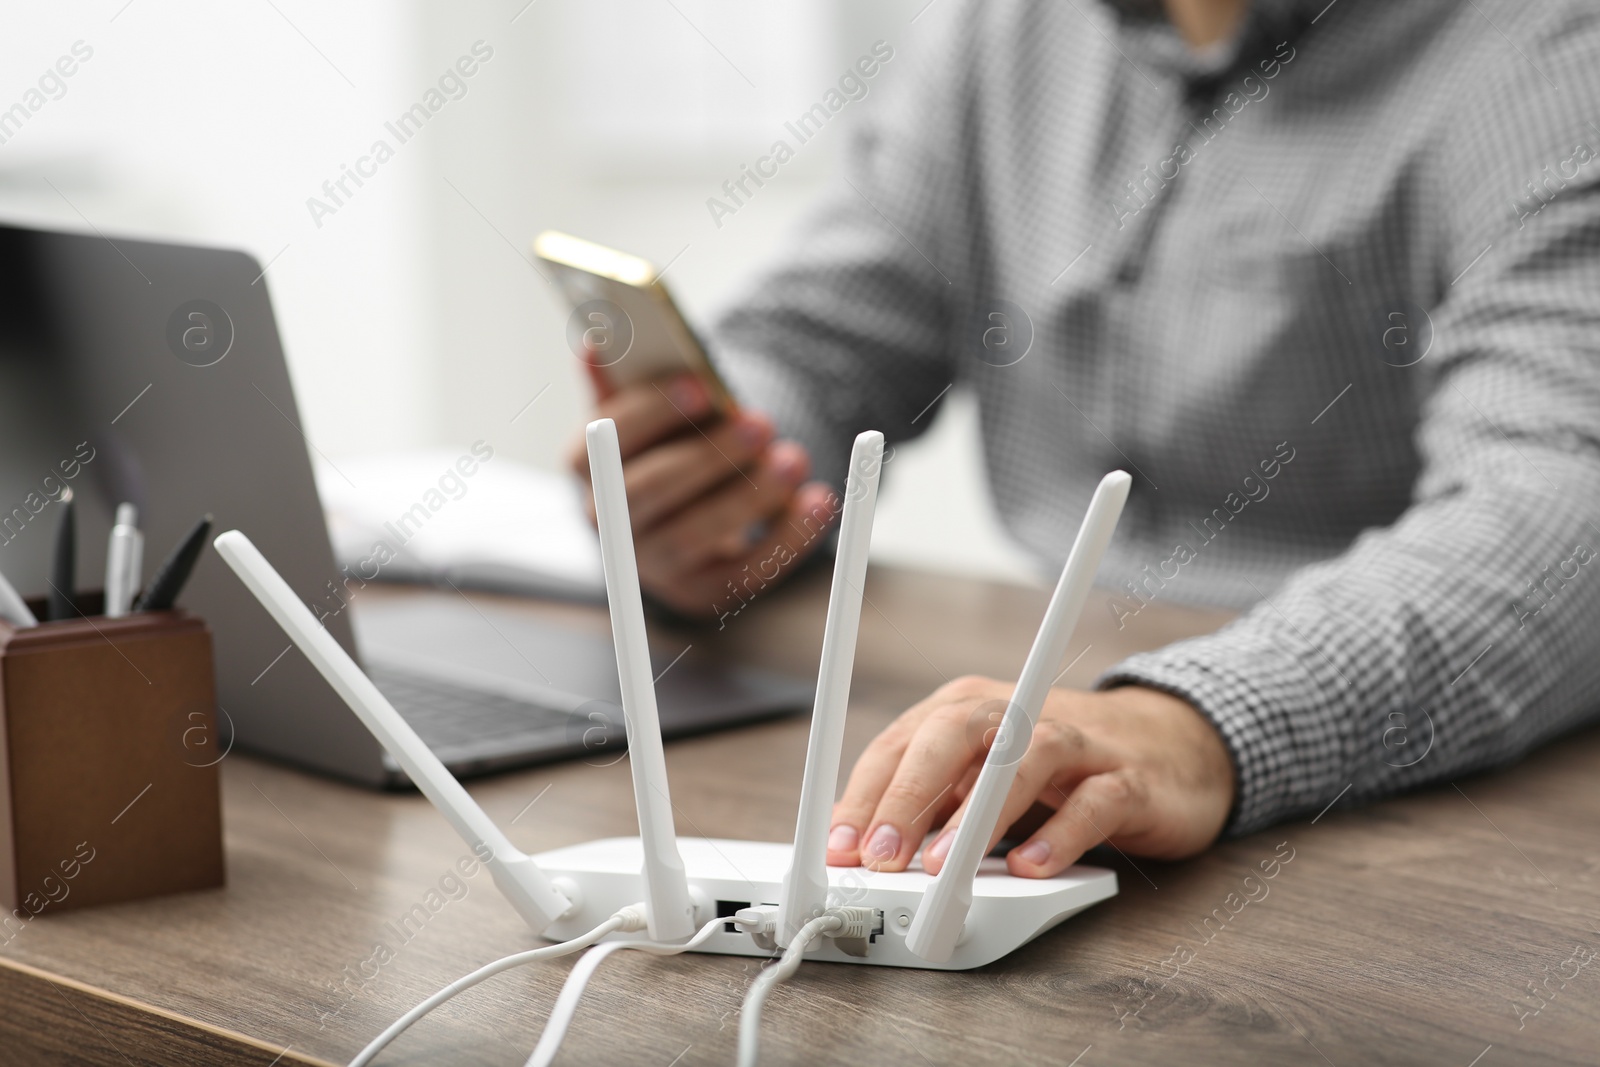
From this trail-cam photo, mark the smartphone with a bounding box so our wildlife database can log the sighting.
[534,230,736,415]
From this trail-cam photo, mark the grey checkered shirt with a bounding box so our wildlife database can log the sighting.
[707,0,1600,835]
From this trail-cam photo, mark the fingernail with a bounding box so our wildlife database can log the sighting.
[1015,839,1051,866]
[863,824,901,864]
[924,829,954,865]
[735,416,768,449]
[669,376,708,416]
[827,825,858,852]
[800,482,839,517]
[772,442,807,483]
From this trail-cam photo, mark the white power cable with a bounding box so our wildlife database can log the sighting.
[524,915,734,1067]
[737,913,843,1067]
[347,904,648,1067]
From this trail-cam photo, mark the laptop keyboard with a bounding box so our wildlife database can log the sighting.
[369,663,579,753]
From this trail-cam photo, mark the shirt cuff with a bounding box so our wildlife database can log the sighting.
[1095,622,1349,836]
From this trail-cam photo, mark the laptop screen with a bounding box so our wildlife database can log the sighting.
[0,222,385,782]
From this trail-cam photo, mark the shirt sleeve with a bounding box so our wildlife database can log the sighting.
[1099,16,1600,834]
[705,14,975,491]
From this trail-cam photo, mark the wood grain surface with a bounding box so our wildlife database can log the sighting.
[1,564,1596,1066]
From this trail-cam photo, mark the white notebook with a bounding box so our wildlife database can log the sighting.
[315,448,605,603]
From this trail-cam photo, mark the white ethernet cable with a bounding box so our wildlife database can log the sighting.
[523,915,741,1067]
[737,909,874,1067]
[346,904,652,1067]
[525,905,875,1067]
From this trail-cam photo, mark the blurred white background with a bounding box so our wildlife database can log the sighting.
[0,0,1038,584]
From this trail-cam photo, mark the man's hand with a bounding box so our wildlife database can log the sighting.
[826,677,1235,877]
[568,368,839,619]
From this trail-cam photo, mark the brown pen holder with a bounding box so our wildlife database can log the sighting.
[0,592,225,921]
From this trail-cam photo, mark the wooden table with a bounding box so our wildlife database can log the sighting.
[2,565,1597,1066]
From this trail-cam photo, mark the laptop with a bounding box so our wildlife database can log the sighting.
[0,221,812,786]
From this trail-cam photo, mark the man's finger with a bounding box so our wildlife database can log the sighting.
[859,701,989,872]
[567,362,619,477]
[920,715,1114,874]
[622,418,777,531]
[636,443,809,577]
[583,358,616,401]
[569,373,708,476]
[826,682,978,867]
[1006,771,1144,877]
[592,375,717,460]
[647,481,838,621]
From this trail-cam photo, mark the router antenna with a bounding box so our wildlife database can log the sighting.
[212,531,575,934]
[776,430,884,945]
[585,419,698,943]
[904,471,1131,963]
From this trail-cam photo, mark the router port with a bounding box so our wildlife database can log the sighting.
[716,899,751,933]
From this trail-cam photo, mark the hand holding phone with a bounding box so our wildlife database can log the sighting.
[569,364,837,619]
[540,232,840,617]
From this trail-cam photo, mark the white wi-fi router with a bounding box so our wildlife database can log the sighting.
[213,421,1130,970]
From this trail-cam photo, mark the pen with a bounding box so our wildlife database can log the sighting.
[0,564,37,628]
[103,503,144,618]
[135,515,212,612]
[47,487,76,621]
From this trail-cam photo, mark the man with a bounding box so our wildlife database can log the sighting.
[572,0,1600,881]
